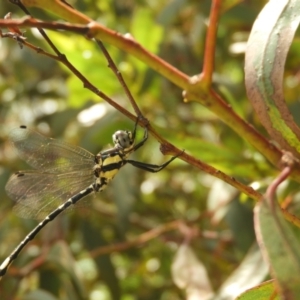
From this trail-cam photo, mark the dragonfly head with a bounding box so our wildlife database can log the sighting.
[113,130,134,151]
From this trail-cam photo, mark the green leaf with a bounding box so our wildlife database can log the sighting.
[216,244,268,299]
[254,196,300,298]
[236,280,279,300]
[168,134,269,178]
[131,8,163,55]
[23,290,59,300]
[245,0,300,156]
[47,31,123,108]
[128,7,164,79]
[46,240,87,299]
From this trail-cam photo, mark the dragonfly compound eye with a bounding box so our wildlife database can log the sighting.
[113,130,134,149]
[1,125,179,279]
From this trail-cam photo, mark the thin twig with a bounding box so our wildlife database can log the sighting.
[89,220,182,257]
[0,25,263,201]
[0,17,298,187]
[10,1,147,125]
[89,219,233,258]
[11,0,63,56]
[95,39,145,120]
[265,151,297,209]
[0,12,265,200]
[201,0,221,87]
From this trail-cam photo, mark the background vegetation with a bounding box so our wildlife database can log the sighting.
[0,0,300,299]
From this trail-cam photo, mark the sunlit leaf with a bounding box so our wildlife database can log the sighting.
[236,280,279,300]
[216,244,268,299]
[245,0,300,157]
[172,244,214,300]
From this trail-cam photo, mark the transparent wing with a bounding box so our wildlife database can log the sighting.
[9,127,95,173]
[5,170,95,219]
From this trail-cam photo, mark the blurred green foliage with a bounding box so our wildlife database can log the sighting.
[1,0,300,299]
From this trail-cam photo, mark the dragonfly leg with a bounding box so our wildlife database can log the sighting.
[126,150,183,173]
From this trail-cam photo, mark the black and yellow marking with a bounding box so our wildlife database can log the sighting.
[0,124,180,279]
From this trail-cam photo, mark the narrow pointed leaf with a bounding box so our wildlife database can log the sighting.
[172,244,214,300]
[215,244,268,299]
[236,280,279,300]
[245,0,300,157]
[254,197,300,298]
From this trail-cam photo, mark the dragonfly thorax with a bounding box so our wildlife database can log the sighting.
[1,125,180,280]
[113,130,134,151]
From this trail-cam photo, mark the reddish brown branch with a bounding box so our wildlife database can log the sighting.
[89,220,182,257]
[89,220,231,258]
[201,0,222,87]
[0,17,264,200]
[266,152,297,208]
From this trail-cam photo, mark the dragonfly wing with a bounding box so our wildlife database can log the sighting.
[9,127,95,172]
[6,170,94,219]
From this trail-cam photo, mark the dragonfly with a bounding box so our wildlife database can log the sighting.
[0,123,180,279]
